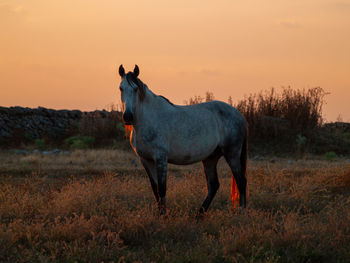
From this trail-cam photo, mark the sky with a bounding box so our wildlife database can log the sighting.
[1,0,349,121]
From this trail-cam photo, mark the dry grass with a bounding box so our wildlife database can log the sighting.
[0,150,350,262]
[0,149,142,178]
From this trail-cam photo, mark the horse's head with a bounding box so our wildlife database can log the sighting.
[118,64,145,125]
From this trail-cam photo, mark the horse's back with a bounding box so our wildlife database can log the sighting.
[173,100,247,147]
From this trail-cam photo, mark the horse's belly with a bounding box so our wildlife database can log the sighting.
[168,154,212,165]
[167,137,219,165]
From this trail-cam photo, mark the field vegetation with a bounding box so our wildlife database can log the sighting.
[1,87,350,262]
[1,150,350,262]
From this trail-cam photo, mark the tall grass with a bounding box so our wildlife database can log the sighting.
[235,87,326,140]
[79,109,125,147]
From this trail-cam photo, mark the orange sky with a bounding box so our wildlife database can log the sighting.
[1,0,349,121]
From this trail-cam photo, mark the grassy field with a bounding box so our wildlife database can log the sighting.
[0,149,350,262]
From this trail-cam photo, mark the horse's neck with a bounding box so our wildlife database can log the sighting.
[134,87,165,131]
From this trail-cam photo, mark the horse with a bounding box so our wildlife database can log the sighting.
[118,64,248,215]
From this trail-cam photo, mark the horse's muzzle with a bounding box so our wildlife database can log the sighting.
[123,111,134,124]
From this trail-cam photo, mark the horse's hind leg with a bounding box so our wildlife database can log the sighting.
[224,149,247,207]
[199,154,221,214]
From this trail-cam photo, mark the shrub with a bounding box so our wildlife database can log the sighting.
[185,91,215,105]
[116,122,125,134]
[325,151,337,161]
[235,87,327,140]
[309,129,350,155]
[64,135,95,149]
[34,139,45,150]
[296,133,307,151]
[343,132,350,142]
[24,132,34,142]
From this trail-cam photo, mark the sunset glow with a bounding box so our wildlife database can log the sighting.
[1,0,349,121]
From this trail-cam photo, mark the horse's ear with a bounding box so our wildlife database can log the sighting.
[134,64,139,77]
[119,64,125,78]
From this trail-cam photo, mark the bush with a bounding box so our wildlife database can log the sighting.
[34,139,45,150]
[325,151,337,161]
[310,128,350,155]
[235,87,326,140]
[116,122,125,134]
[185,91,215,105]
[296,133,307,153]
[343,132,350,142]
[64,135,95,149]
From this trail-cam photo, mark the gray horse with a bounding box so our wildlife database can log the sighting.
[118,64,248,215]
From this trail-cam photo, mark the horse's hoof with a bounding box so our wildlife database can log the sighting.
[195,211,206,222]
[159,208,166,216]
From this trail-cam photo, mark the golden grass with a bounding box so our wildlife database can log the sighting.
[0,150,350,262]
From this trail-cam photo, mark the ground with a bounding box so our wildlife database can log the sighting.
[0,149,349,262]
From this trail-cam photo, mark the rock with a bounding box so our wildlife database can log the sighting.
[0,130,12,138]
[14,149,30,155]
[33,149,41,154]
[70,110,82,118]
[0,106,122,145]
[252,155,262,161]
[50,149,61,155]
[0,107,9,114]
[324,122,350,133]
[58,110,69,118]
[1,114,10,122]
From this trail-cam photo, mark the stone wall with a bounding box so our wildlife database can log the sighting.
[0,106,118,146]
[1,106,349,148]
[324,122,350,133]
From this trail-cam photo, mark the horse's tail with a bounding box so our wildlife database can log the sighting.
[231,127,248,208]
[240,128,248,199]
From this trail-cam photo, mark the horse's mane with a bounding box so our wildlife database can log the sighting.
[159,96,174,106]
[125,72,174,106]
[125,72,146,101]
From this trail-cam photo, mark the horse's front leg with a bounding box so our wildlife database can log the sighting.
[156,155,168,215]
[140,158,160,204]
